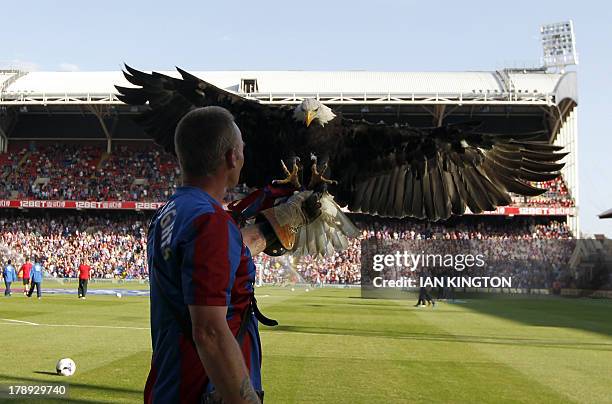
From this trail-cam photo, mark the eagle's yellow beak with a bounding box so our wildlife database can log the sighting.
[305,111,316,127]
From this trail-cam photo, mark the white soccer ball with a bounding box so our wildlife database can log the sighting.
[56,358,76,376]
[116,292,122,298]
[305,288,310,292]
[291,288,295,292]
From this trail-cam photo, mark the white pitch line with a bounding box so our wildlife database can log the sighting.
[44,324,150,331]
[0,318,149,330]
[1,318,40,326]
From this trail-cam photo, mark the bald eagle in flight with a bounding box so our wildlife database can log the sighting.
[115,65,566,223]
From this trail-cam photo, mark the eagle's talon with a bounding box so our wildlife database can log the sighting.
[308,157,337,188]
[272,159,301,188]
[280,160,291,176]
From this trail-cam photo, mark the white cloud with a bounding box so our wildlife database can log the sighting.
[59,63,80,72]
[0,59,39,71]
[220,35,232,41]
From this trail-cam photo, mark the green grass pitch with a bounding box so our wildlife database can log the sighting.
[0,287,610,403]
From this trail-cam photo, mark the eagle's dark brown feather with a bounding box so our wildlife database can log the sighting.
[115,65,567,221]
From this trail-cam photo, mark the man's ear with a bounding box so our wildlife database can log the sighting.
[226,148,237,169]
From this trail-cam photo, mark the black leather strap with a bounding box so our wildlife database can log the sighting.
[251,296,278,327]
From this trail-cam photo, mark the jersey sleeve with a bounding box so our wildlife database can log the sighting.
[181,211,243,306]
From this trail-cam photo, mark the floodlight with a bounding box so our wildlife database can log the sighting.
[541,20,578,69]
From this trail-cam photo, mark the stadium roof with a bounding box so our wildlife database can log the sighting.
[1,68,578,147]
[0,69,577,106]
[0,72,17,87]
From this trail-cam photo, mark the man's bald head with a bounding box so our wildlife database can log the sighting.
[174,106,241,178]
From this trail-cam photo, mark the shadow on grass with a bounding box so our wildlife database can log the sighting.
[345,293,612,337]
[459,296,612,337]
[270,324,612,351]
[34,371,59,376]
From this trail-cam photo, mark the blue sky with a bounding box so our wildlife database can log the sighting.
[2,0,611,236]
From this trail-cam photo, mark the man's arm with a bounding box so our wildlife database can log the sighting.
[188,305,260,404]
[240,190,322,256]
[241,223,270,256]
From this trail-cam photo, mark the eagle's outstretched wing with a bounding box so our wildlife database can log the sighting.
[115,65,297,186]
[116,66,568,222]
[331,121,567,220]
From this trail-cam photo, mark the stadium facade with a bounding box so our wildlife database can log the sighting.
[0,68,578,233]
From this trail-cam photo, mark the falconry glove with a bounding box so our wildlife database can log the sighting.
[260,191,321,255]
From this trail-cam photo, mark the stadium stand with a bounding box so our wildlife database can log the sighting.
[0,68,581,291]
[0,210,573,287]
[0,143,575,207]
[0,210,148,279]
[511,177,574,207]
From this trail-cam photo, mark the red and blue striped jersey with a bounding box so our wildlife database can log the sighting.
[144,186,261,403]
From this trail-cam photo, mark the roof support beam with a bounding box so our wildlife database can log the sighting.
[550,99,577,141]
[433,105,445,126]
[0,126,7,153]
[419,104,458,126]
[87,105,113,153]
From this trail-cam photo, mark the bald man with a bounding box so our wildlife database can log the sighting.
[145,106,319,404]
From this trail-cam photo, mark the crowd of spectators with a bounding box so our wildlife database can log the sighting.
[353,214,573,241]
[0,142,577,287]
[94,146,180,201]
[1,144,574,208]
[511,177,574,207]
[254,238,362,286]
[0,147,29,199]
[0,210,574,287]
[1,144,179,202]
[0,211,148,280]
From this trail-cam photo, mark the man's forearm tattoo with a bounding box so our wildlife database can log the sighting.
[239,377,260,404]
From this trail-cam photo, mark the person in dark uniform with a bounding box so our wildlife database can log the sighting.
[3,260,17,296]
[415,286,435,307]
[27,258,44,299]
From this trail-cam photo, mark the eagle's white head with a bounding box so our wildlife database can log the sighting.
[293,98,336,127]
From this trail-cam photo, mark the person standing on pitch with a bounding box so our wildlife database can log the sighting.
[3,260,17,296]
[144,107,320,404]
[415,286,435,308]
[18,258,33,295]
[27,258,44,299]
[77,259,91,299]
